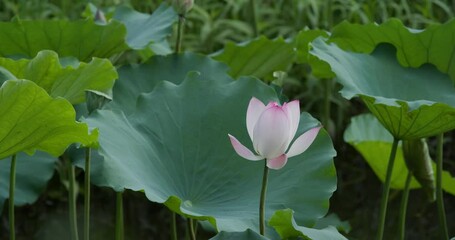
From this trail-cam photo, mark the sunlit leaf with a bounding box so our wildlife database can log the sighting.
[344,113,455,194]
[269,209,347,240]
[0,80,96,159]
[0,50,117,104]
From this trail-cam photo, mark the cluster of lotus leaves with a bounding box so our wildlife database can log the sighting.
[76,53,345,239]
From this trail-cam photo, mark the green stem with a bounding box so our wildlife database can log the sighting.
[322,79,332,128]
[426,0,433,19]
[171,212,178,240]
[259,160,269,235]
[376,138,399,240]
[68,158,79,240]
[249,0,258,37]
[324,0,333,28]
[84,148,91,240]
[175,15,185,54]
[115,192,124,240]
[187,218,196,240]
[436,133,449,240]
[9,154,17,240]
[398,171,412,240]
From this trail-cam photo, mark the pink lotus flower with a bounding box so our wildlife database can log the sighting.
[228,97,321,170]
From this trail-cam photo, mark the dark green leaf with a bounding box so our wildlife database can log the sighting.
[84,73,336,235]
[311,38,455,139]
[0,19,128,61]
[212,36,295,80]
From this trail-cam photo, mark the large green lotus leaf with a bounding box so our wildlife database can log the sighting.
[0,80,96,159]
[113,4,177,50]
[0,152,56,216]
[212,36,295,80]
[344,113,455,194]
[210,229,268,240]
[0,19,128,61]
[84,75,337,236]
[108,52,231,113]
[311,38,455,139]
[0,50,117,104]
[328,19,455,80]
[269,209,347,240]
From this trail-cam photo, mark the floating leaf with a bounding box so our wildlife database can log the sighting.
[344,113,455,194]
[0,50,117,104]
[0,152,57,216]
[311,38,455,139]
[84,73,336,235]
[113,4,177,50]
[212,36,295,80]
[0,19,128,61]
[0,80,96,159]
[269,209,347,240]
[328,19,455,80]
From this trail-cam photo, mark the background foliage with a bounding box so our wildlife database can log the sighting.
[1,0,455,239]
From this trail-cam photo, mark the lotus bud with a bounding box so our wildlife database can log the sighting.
[402,138,435,202]
[172,0,194,15]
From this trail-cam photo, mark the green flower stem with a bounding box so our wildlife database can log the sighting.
[398,171,412,240]
[324,0,333,29]
[67,156,79,240]
[9,154,17,240]
[84,147,91,240]
[436,133,449,240]
[187,218,196,240]
[171,212,177,240]
[249,0,258,37]
[322,79,332,128]
[259,160,269,235]
[115,192,124,240]
[175,14,185,54]
[376,138,399,240]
